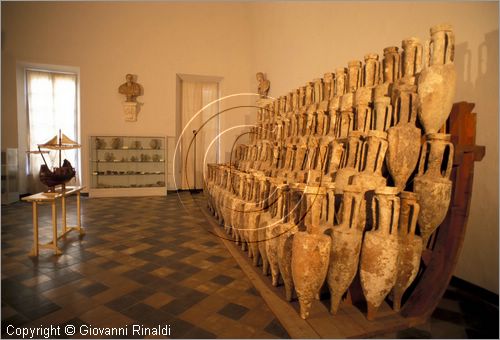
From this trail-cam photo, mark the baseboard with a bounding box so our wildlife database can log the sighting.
[167,189,203,194]
[450,276,499,306]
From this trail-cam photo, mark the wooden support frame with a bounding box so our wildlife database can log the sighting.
[401,102,485,321]
[22,186,85,256]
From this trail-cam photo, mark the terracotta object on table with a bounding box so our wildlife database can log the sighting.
[360,186,400,320]
[386,83,421,192]
[393,191,422,312]
[417,24,456,134]
[291,185,330,319]
[413,132,454,245]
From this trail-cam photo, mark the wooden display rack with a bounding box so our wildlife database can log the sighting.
[200,101,485,338]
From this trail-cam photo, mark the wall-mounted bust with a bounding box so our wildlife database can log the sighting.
[256,72,270,98]
[118,74,142,102]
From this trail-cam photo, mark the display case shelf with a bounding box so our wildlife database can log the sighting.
[89,136,166,197]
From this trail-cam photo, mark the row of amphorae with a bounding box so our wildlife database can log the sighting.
[205,24,456,320]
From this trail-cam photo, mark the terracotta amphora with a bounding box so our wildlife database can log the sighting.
[230,171,245,244]
[413,133,454,245]
[401,37,423,84]
[386,83,421,191]
[291,185,330,319]
[334,131,363,193]
[354,87,373,133]
[237,174,253,252]
[221,169,235,235]
[336,93,354,138]
[277,184,301,301]
[323,72,335,104]
[383,46,401,83]
[372,96,392,132]
[214,167,228,225]
[256,176,271,274]
[351,130,388,233]
[305,82,314,108]
[351,130,388,191]
[298,86,306,110]
[256,179,276,274]
[246,174,267,267]
[205,164,216,212]
[334,68,347,97]
[360,186,400,320]
[326,140,345,180]
[363,53,380,87]
[327,184,364,314]
[347,60,362,93]
[417,24,456,134]
[393,191,422,312]
[265,181,288,286]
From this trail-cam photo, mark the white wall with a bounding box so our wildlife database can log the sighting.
[2,1,498,293]
[2,2,256,192]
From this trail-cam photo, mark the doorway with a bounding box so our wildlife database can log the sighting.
[176,74,222,191]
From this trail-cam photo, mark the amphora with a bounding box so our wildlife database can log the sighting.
[334,131,363,193]
[393,191,422,312]
[327,184,364,314]
[265,181,288,286]
[386,83,421,191]
[417,24,456,134]
[360,186,400,320]
[291,185,330,319]
[413,133,454,245]
[277,184,302,301]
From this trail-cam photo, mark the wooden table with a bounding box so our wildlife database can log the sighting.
[22,186,85,256]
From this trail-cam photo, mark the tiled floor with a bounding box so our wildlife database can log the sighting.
[1,192,498,339]
[1,193,289,339]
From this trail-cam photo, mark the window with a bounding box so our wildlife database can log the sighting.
[25,69,79,189]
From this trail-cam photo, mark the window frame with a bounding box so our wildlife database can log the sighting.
[16,62,81,194]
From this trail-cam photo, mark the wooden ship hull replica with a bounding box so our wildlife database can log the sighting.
[204,24,485,336]
[37,130,80,192]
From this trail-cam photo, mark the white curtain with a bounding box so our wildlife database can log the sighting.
[26,70,79,192]
[180,80,218,189]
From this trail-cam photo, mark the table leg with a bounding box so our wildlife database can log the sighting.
[52,201,60,255]
[77,192,84,235]
[62,194,67,233]
[30,202,39,256]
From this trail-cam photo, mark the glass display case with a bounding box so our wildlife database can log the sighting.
[89,136,166,197]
